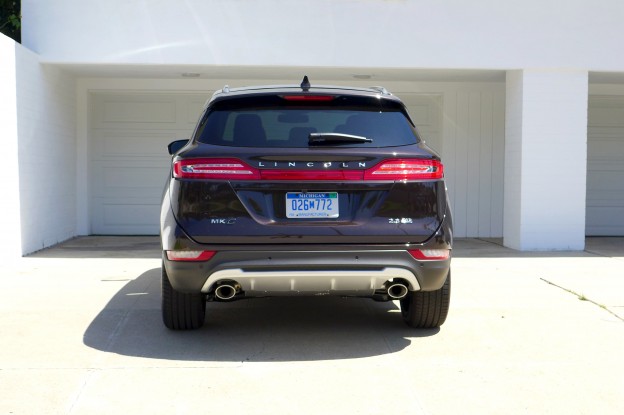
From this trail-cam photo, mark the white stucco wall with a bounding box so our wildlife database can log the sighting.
[14,44,77,254]
[0,35,23,262]
[504,70,588,250]
[21,0,624,71]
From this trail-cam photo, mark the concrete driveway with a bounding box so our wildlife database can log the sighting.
[1,237,623,414]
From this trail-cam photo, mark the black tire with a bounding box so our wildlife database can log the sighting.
[161,261,206,330]
[400,271,451,328]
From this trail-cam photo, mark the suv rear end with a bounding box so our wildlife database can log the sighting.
[161,79,452,330]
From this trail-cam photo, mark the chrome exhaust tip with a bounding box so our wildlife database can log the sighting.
[214,282,240,300]
[386,282,409,300]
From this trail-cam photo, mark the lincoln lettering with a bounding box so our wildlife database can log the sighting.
[257,162,367,168]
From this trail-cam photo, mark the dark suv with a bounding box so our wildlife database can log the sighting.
[161,77,452,330]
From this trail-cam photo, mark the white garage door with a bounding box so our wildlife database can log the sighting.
[586,96,624,236]
[90,92,209,234]
[399,93,442,154]
[89,91,441,235]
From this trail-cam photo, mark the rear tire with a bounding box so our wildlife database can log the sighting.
[161,261,206,330]
[400,271,451,328]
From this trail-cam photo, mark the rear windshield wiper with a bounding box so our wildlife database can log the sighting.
[309,133,373,145]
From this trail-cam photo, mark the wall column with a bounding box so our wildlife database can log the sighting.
[0,36,24,261]
[504,70,588,250]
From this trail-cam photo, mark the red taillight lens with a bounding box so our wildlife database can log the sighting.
[364,159,443,181]
[173,158,443,182]
[166,250,216,262]
[281,95,336,101]
[408,249,450,261]
[173,158,260,180]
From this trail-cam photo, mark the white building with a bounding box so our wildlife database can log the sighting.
[2,0,624,260]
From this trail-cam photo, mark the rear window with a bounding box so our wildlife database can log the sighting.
[195,94,420,148]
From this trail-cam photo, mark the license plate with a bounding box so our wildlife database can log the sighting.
[286,192,339,218]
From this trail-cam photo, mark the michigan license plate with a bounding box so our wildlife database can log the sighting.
[286,192,339,218]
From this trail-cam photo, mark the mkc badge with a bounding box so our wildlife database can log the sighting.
[211,218,236,225]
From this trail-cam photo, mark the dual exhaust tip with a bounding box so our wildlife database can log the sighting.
[213,280,409,301]
[214,281,241,301]
[386,281,409,300]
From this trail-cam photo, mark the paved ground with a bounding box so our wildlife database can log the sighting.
[0,237,623,414]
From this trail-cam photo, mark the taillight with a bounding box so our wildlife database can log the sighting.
[173,158,443,181]
[166,250,216,262]
[408,249,450,261]
[173,158,260,180]
[364,159,443,181]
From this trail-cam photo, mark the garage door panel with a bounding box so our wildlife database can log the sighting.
[185,99,207,124]
[406,103,434,125]
[587,135,624,160]
[586,96,624,236]
[92,93,209,129]
[93,95,179,130]
[93,163,168,198]
[90,92,207,234]
[587,190,624,206]
[586,207,624,235]
[103,101,177,124]
[92,130,189,159]
[588,101,624,127]
[588,142,624,159]
[92,200,161,235]
[587,171,624,190]
[102,202,161,226]
[398,94,442,153]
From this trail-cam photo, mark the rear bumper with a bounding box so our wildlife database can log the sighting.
[201,267,421,296]
[163,248,451,297]
[161,189,452,297]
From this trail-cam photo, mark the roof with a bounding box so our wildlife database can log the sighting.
[204,82,398,109]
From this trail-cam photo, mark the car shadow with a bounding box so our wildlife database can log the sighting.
[83,268,440,362]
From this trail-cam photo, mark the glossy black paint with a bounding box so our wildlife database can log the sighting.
[167,139,188,155]
[169,144,445,245]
